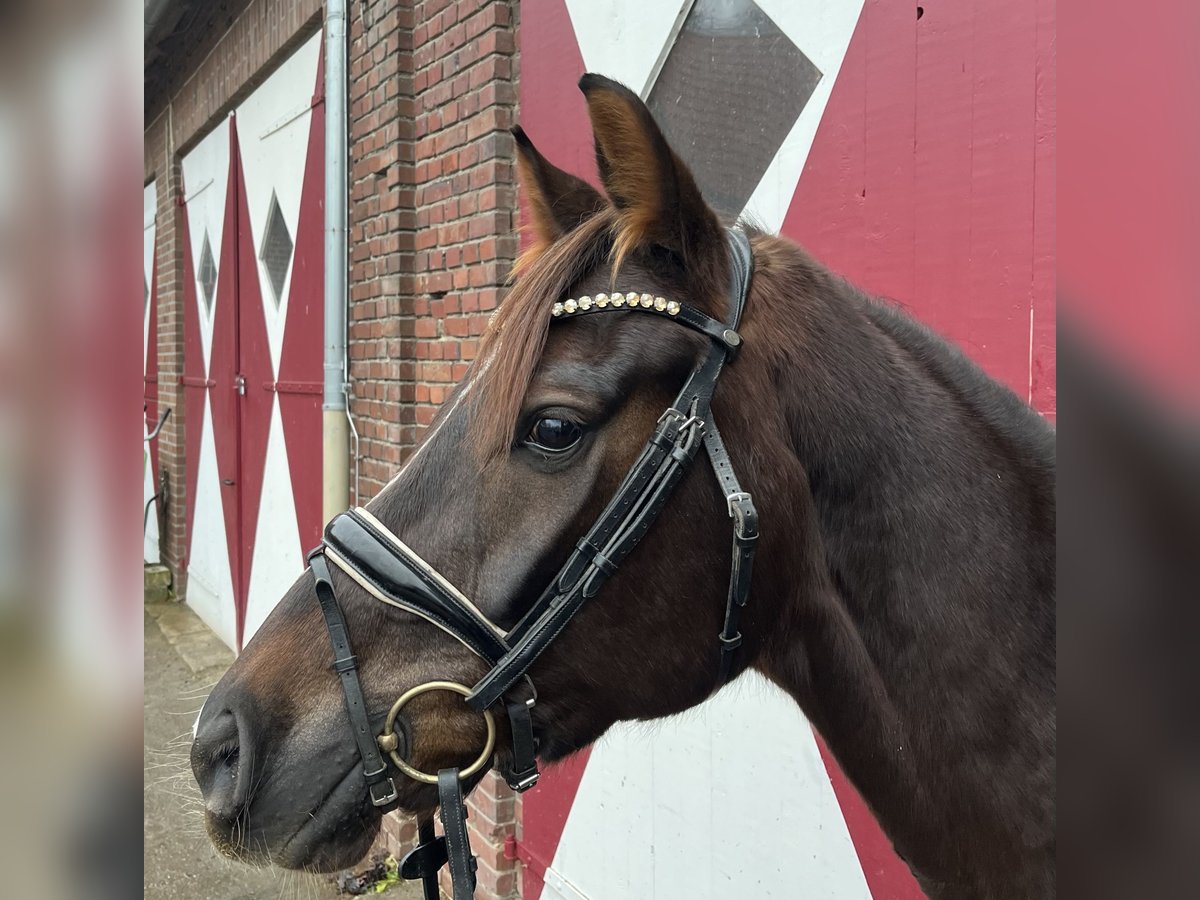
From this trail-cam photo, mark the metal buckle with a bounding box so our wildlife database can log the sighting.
[718,632,743,651]
[508,768,540,792]
[368,775,399,807]
[726,491,751,518]
[656,407,687,427]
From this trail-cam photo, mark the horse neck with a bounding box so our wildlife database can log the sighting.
[742,239,1055,890]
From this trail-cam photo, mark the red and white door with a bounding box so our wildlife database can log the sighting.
[515,1,1054,897]
[179,31,326,650]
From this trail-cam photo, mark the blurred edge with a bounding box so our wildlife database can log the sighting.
[1060,0,1200,897]
[0,1,144,899]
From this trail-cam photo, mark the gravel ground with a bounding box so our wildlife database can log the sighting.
[143,600,415,899]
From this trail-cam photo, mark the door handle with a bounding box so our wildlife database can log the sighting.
[221,479,235,486]
[234,375,246,396]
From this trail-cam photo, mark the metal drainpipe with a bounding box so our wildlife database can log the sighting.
[323,0,350,521]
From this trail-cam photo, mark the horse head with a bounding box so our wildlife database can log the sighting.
[190,75,799,871]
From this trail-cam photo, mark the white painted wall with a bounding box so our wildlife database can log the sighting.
[544,675,871,900]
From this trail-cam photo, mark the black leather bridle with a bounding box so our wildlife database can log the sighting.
[306,229,758,899]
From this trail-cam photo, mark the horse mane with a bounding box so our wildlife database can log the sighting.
[470,209,616,459]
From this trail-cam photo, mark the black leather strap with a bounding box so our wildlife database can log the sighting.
[438,769,477,900]
[725,227,753,326]
[709,228,756,684]
[308,550,398,807]
[703,422,759,684]
[500,698,540,792]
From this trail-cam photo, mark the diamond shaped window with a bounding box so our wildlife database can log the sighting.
[198,233,217,315]
[647,0,821,217]
[259,192,293,308]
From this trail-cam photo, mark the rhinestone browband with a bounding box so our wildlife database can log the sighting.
[552,292,680,317]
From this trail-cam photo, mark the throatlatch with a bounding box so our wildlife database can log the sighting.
[308,229,758,897]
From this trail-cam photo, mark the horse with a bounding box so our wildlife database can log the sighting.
[192,74,1056,899]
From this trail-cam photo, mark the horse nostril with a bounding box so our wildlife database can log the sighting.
[191,710,248,822]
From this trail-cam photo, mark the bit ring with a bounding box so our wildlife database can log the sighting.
[377,680,496,784]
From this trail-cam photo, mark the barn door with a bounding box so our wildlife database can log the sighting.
[179,31,325,651]
[181,116,240,648]
[233,31,326,643]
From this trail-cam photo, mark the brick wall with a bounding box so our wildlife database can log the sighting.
[348,1,522,895]
[349,0,519,499]
[144,116,189,588]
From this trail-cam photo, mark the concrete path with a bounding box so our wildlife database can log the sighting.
[144,600,417,899]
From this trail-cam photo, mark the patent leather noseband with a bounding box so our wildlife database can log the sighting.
[307,229,758,899]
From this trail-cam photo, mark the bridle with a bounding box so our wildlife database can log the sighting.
[306,229,758,899]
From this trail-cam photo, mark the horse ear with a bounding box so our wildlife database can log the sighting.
[579,73,723,272]
[513,126,605,247]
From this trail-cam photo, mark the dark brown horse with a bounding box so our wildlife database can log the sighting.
[193,76,1055,899]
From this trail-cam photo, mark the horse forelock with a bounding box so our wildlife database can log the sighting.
[468,209,616,461]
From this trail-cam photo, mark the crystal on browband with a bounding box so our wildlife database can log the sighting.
[552,294,680,318]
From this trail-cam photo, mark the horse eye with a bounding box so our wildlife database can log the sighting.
[526,417,583,453]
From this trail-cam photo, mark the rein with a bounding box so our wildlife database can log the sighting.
[307,229,758,898]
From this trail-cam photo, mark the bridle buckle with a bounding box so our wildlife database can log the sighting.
[726,491,752,518]
[367,774,399,807]
[507,767,541,792]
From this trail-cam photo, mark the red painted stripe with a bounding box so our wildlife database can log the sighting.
[231,116,276,652]
[277,41,326,556]
[515,0,597,189]
[815,734,924,899]
[1030,0,1055,418]
[964,0,1039,398]
[518,751,591,900]
[913,0,975,346]
[861,0,917,307]
[207,120,245,647]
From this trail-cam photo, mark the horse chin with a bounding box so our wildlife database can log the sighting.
[215,761,384,873]
[275,810,380,873]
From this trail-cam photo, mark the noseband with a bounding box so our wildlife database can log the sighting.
[307,229,758,898]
